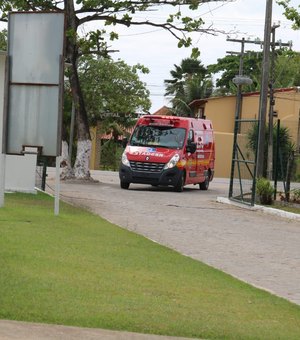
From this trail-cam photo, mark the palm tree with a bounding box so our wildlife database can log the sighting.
[164,58,211,116]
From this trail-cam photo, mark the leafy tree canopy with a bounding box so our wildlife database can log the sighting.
[0,1,224,60]
[277,0,300,29]
[78,56,151,125]
[0,28,7,50]
[0,0,229,178]
[165,57,212,115]
[207,48,300,96]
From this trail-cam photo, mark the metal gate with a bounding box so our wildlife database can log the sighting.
[229,119,259,206]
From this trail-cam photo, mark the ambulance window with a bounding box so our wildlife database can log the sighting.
[188,129,194,143]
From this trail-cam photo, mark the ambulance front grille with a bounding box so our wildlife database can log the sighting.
[130,161,165,173]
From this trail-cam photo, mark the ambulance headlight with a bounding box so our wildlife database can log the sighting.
[164,154,180,170]
[121,152,130,167]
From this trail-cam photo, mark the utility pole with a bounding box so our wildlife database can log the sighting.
[227,38,245,123]
[256,0,273,178]
[266,24,291,180]
[266,24,279,180]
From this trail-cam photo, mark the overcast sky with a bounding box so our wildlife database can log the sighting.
[103,0,300,113]
[1,0,299,113]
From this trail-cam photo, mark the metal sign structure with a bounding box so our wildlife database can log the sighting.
[1,12,65,214]
[4,12,65,157]
[0,53,6,207]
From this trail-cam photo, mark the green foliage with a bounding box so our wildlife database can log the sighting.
[207,52,262,95]
[291,188,300,202]
[164,57,212,116]
[247,122,293,179]
[1,193,300,338]
[256,177,275,205]
[78,56,151,124]
[274,50,300,87]
[0,29,7,50]
[277,0,300,29]
[207,49,300,95]
[100,139,123,171]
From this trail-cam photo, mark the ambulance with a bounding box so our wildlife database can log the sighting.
[119,115,215,192]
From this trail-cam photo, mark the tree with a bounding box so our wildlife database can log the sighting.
[207,52,263,95]
[0,28,7,50]
[277,0,300,29]
[0,0,227,179]
[60,56,150,177]
[165,57,212,116]
[78,57,151,126]
[273,49,300,88]
[247,122,293,179]
[208,49,300,96]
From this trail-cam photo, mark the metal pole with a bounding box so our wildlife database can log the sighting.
[54,156,60,215]
[229,39,245,198]
[274,119,280,200]
[256,0,273,178]
[69,101,75,164]
[0,153,5,207]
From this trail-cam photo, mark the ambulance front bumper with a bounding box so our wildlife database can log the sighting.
[119,163,182,187]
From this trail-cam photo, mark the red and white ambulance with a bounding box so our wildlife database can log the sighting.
[119,115,215,192]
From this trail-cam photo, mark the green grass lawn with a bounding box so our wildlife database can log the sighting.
[1,192,300,339]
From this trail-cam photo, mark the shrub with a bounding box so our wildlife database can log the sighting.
[256,177,275,205]
[291,188,300,203]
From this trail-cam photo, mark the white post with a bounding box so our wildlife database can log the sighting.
[0,153,5,207]
[54,156,60,215]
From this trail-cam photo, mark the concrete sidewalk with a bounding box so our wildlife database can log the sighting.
[0,171,202,340]
[0,320,193,340]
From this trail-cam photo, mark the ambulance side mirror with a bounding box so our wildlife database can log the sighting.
[186,141,196,154]
[122,137,128,148]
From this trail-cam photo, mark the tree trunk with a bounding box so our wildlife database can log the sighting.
[60,140,74,179]
[64,0,92,179]
[74,139,92,179]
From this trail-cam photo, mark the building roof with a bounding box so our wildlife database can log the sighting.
[152,106,173,116]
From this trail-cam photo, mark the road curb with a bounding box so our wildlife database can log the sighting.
[217,196,300,221]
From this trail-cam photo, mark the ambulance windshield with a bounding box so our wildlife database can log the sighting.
[130,125,186,149]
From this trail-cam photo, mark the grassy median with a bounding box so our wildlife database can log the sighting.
[0,192,300,339]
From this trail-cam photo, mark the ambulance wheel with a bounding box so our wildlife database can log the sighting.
[199,175,209,190]
[120,181,130,189]
[174,172,185,192]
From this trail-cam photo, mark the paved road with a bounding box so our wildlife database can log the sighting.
[46,170,300,306]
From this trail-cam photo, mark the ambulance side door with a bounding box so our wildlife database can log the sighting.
[186,129,197,183]
[195,129,205,179]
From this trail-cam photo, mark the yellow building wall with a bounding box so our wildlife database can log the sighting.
[214,132,234,178]
[89,124,102,170]
[203,89,300,178]
[89,126,97,170]
[205,96,236,133]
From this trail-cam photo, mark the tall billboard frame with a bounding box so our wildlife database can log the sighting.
[4,11,65,157]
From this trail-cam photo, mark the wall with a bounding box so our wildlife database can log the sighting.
[214,132,234,178]
[5,154,37,193]
[205,96,236,133]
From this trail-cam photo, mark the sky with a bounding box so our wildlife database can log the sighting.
[1,0,299,113]
[100,0,300,113]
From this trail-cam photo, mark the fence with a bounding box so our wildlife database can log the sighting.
[229,119,258,205]
[35,157,47,191]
